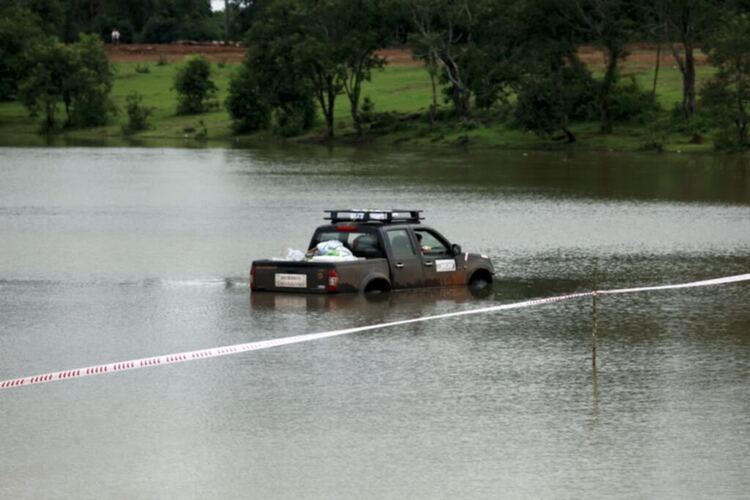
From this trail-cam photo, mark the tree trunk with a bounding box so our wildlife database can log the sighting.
[344,61,364,139]
[316,77,336,139]
[670,40,696,120]
[652,39,661,98]
[45,99,56,130]
[350,102,362,137]
[224,0,229,42]
[438,49,470,119]
[428,53,438,124]
[324,88,335,139]
[599,49,619,134]
[562,126,576,143]
[683,43,696,119]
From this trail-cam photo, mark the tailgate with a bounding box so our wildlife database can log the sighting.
[251,260,332,293]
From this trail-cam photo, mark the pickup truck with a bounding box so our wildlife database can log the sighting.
[250,209,494,294]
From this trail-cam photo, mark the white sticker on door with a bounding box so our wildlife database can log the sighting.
[435,259,456,272]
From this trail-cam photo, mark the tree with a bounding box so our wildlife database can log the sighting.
[564,0,633,133]
[122,91,154,134]
[410,0,474,118]
[173,55,217,114]
[18,42,74,130]
[239,0,384,139]
[508,0,596,142]
[226,66,271,133]
[514,55,596,143]
[0,4,47,101]
[657,0,721,119]
[461,0,521,111]
[336,0,386,137]
[18,35,114,130]
[64,33,115,127]
[700,14,750,146]
[237,0,319,136]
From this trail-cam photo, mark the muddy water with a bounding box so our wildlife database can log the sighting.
[1,146,749,499]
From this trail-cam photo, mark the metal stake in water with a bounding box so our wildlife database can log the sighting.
[591,259,600,412]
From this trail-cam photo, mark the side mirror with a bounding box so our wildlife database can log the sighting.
[451,244,462,256]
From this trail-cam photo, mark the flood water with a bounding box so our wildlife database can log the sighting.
[1,146,749,499]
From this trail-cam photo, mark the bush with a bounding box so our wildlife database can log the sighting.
[121,92,153,135]
[514,64,596,141]
[173,55,217,115]
[135,64,150,74]
[608,77,661,122]
[361,96,375,123]
[711,127,747,151]
[226,67,271,133]
[665,104,713,135]
[272,99,316,137]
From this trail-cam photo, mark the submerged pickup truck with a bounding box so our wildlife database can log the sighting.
[250,209,494,294]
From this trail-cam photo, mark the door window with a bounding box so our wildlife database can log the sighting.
[414,229,449,255]
[386,229,416,258]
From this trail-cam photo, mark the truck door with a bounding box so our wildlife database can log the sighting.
[384,228,424,288]
[414,228,466,287]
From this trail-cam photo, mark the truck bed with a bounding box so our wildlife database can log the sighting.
[251,258,390,293]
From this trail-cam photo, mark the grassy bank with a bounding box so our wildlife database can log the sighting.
[0,58,727,152]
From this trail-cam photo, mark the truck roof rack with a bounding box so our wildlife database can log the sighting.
[324,209,423,224]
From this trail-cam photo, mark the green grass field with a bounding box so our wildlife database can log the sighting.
[0,58,727,152]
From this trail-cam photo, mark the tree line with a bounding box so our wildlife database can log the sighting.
[1,0,749,148]
[225,0,750,148]
[0,0,220,45]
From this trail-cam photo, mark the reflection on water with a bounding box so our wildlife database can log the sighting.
[1,146,749,499]
[250,285,492,313]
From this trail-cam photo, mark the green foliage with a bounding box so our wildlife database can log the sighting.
[514,62,596,142]
[18,34,114,130]
[0,5,47,101]
[177,16,221,41]
[240,0,386,138]
[65,34,115,127]
[135,64,150,74]
[139,16,180,43]
[173,55,217,115]
[608,77,661,123]
[21,0,64,38]
[225,66,271,133]
[461,0,527,111]
[361,96,375,123]
[272,100,317,137]
[18,42,72,130]
[700,14,750,149]
[121,91,153,135]
[410,0,475,117]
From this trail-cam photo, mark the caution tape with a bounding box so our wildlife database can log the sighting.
[1,273,749,391]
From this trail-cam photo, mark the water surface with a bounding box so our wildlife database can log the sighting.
[1,147,749,499]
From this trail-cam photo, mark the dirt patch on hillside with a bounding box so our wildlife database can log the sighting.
[579,44,709,72]
[105,43,421,66]
[106,43,708,71]
[106,42,246,63]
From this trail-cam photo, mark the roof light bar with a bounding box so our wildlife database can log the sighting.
[324,209,423,224]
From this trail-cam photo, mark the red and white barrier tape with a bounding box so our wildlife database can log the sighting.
[1,273,749,391]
